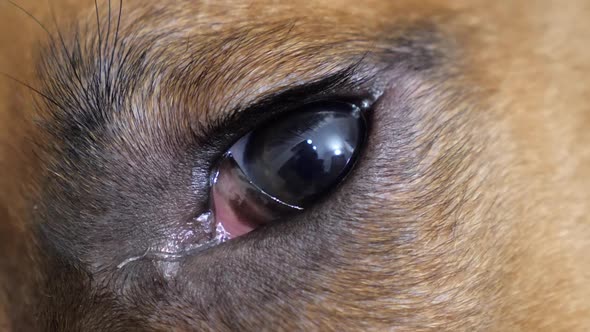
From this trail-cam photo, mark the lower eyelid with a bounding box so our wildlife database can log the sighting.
[211,154,302,238]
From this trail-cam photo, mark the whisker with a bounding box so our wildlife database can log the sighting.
[0,72,67,113]
[93,0,104,110]
[108,0,123,103]
[48,0,91,108]
[5,0,52,38]
[105,0,112,54]
[104,0,112,100]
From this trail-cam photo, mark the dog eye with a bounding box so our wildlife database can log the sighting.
[232,101,366,206]
[210,101,367,237]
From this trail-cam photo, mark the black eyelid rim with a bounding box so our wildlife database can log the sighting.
[196,61,379,161]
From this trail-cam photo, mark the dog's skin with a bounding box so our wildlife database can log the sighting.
[0,0,589,330]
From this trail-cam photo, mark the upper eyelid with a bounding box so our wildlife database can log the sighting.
[192,62,379,150]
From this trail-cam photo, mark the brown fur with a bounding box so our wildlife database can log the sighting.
[0,0,589,331]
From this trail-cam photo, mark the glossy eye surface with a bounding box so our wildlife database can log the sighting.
[230,101,366,207]
[138,101,368,257]
[208,101,367,239]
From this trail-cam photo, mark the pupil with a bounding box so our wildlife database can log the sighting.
[231,101,366,207]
